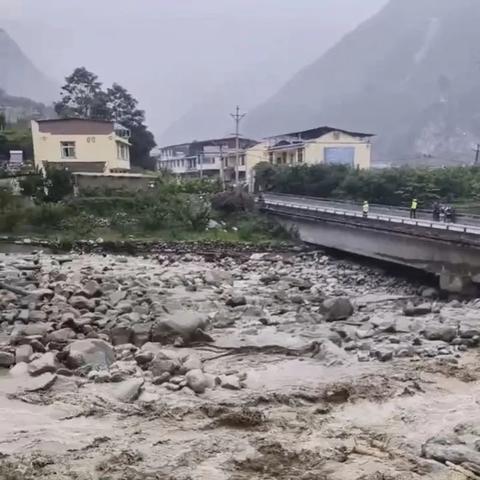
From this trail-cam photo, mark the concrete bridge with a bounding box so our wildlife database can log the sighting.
[262,193,480,294]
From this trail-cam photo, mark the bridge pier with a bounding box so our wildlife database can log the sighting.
[439,272,477,296]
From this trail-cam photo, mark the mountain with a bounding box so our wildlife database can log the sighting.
[159,63,296,145]
[0,29,57,103]
[244,0,480,165]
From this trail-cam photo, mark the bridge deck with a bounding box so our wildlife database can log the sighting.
[263,194,480,237]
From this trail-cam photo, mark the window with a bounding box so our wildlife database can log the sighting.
[61,141,76,159]
[240,155,245,166]
[269,152,273,164]
[282,152,287,164]
[298,148,304,163]
[116,142,129,161]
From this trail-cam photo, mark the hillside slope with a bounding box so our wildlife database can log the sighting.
[245,0,480,165]
[0,29,57,103]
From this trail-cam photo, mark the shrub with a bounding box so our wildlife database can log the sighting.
[0,208,24,232]
[212,190,255,214]
[27,204,71,229]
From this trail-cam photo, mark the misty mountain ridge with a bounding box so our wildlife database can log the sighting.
[239,0,480,165]
[0,28,57,104]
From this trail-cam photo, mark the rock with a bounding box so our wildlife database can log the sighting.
[135,351,154,365]
[83,280,102,298]
[31,288,55,300]
[204,270,233,286]
[322,297,354,321]
[0,351,14,368]
[69,295,95,311]
[66,339,115,370]
[46,328,76,343]
[421,287,439,299]
[422,441,480,468]
[423,325,457,343]
[109,325,133,346]
[226,293,247,307]
[404,302,432,317]
[181,354,202,373]
[185,369,208,394]
[152,372,171,385]
[109,290,127,306]
[220,374,242,390]
[113,378,144,403]
[28,352,59,376]
[150,354,181,377]
[151,311,208,343]
[28,310,47,323]
[15,344,33,363]
[24,372,57,392]
[14,322,51,337]
[116,300,133,314]
[10,362,29,377]
[374,348,394,362]
[131,323,151,347]
[211,311,236,329]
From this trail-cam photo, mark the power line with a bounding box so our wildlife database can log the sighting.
[230,105,246,185]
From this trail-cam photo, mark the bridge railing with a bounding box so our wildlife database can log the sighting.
[263,192,480,223]
[263,199,480,236]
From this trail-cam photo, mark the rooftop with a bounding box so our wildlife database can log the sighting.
[160,136,258,150]
[267,126,375,141]
[36,117,114,124]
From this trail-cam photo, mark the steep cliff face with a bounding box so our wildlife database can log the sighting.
[0,29,57,103]
[245,0,480,164]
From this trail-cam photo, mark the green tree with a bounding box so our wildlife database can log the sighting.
[0,112,5,131]
[55,69,156,169]
[106,83,156,170]
[55,67,110,120]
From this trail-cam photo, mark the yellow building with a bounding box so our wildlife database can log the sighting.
[31,118,131,173]
[240,126,373,192]
[264,126,373,170]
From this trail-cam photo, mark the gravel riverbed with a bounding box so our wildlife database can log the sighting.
[0,249,480,479]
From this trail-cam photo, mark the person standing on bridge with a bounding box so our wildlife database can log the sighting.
[410,198,418,219]
[363,200,369,218]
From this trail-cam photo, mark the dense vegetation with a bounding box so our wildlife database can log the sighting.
[55,67,156,170]
[255,163,480,209]
[0,170,286,244]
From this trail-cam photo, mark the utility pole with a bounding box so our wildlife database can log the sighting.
[230,105,246,185]
[219,144,225,190]
[475,144,480,166]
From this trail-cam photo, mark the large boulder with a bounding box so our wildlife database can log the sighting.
[113,378,144,403]
[109,325,133,346]
[151,311,208,343]
[322,298,354,321]
[69,295,96,311]
[423,325,457,343]
[0,351,14,368]
[150,352,181,377]
[226,293,247,308]
[46,328,76,343]
[204,270,233,287]
[66,339,115,370]
[403,302,432,317]
[28,352,59,376]
[185,369,208,394]
[131,323,152,347]
[15,344,33,363]
[28,310,47,323]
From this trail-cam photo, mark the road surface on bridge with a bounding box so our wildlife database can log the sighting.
[263,193,480,236]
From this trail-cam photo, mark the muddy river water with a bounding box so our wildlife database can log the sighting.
[0,249,479,479]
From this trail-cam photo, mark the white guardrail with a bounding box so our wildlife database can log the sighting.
[264,199,480,236]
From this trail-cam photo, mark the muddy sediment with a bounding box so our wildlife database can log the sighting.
[0,249,479,479]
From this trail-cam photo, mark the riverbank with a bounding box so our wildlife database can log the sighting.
[0,248,480,478]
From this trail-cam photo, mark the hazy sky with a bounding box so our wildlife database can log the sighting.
[1,0,387,141]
